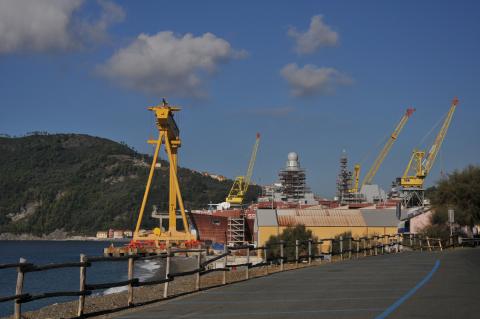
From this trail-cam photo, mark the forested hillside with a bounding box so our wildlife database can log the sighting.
[0,133,260,236]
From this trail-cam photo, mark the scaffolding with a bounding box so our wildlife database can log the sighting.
[336,151,353,203]
[336,151,366,204]
[278,169,307,201]
[277,152,309,202]
[227,217,245,246]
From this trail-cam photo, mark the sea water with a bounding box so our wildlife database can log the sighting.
[0,240,161,317]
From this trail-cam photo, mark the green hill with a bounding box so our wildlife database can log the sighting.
[0,133,260,236]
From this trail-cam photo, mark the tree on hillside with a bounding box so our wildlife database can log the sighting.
[428,165,480,228]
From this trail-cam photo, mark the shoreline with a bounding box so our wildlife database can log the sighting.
[0,262,295,319]
[0,235,131,242]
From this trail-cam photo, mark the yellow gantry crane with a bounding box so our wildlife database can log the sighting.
[133,99,196,246]
[226,133,260,205]
[350,108,415,193]
[400,97,458,188]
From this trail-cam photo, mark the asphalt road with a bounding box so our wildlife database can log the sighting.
[115,248,480,319]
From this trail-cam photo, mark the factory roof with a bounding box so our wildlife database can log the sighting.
[360,209,399,227]
[256,209,278,227]
[258,208,399,228]
[278,212,366,227]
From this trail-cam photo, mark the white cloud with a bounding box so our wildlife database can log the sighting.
[0,0,124,54]
[281,63,352,97]
[97,31,246,97]
[287,15,338,54]
[77,0,125,44]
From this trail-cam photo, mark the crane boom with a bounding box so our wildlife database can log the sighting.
[361,108,415,188]
[245,133,260,186]
[226,133,261,205]
[424,97,458,173]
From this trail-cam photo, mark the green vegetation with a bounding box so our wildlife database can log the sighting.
[331,231,352,255]
[0,133,261,236]
[265,225,318,260]
[423,165,480,238]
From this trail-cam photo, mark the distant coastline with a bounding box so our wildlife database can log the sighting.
[0,232,130,242]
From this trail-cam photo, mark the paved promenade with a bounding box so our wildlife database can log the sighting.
[115,248,480,319]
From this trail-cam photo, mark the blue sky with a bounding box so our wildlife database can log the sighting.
[0,0,479,197]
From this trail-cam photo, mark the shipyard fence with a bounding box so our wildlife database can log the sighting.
[0,233,463,319]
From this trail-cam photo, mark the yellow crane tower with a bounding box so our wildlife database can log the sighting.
[350,108,415,193]
[132,99,196,247]
[226,133,260,205]
[400,97,458,189]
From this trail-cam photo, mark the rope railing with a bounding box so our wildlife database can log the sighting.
[0,232,459,319]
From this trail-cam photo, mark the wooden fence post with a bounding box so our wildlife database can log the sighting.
[195,250,201,290]
[308,240,312,264]
[127,256,134,306]
[438,239,443,251]
[295,240,299,267]
[348,237,352,259]
[410,234,413,248]
[374,236,378,256]
[369,237,372,256]
[263,247,269,275]
[14,258,26,319]
[426,236,432,251]
[280,241,284,271]
[163,248,171,298]
[356,239,359,259]
[223,245,228,284]
[381,236,385,254]
[363,238,367,257]
[339,236,343,261]
[369,237,373,255]
[328,240,333,262]
[77,254,86,317]
[246,246,250,280]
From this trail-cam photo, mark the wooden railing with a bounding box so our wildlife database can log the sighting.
[0,233,451,319]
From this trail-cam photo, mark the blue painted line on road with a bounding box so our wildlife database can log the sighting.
[374,259,441,319]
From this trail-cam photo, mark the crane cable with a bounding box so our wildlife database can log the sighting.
[359,124,393,166]
[416,109,449,150]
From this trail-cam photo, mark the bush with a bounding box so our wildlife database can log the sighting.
[419,224,450,242]
[265,225,318,261]
[429,165,480,227]
[331,231,353,255]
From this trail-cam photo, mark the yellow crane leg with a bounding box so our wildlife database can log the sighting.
[168,146,177,233]
[134,131,163,237]
[164,136,190,238]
